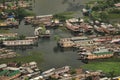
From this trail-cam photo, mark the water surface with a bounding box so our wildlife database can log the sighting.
[11,0,92,70]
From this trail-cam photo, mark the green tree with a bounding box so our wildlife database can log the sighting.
[108,71,116,80]
[18,35,26,40]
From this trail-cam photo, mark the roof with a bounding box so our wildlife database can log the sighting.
[0,70,8,76]
[29,61,37,65]
[93,52,113,55]
[8,15,14,18]
[114,3,120,7]
[42,68,55,74]
[111,39,120,43]
[36,14,53,18]
[5,67,20,71]
[54,66,70,73]
[71,37,88,41]
[8,70,20,77]
[0,64,7,69]
[30,76,43,80]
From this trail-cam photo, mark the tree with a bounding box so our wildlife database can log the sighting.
[99,11,108,22]
[108,71,116,80]
[19,35,26,40]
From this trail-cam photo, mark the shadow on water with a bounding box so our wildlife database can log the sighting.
[53,46,76,53]
[6,46,36,52]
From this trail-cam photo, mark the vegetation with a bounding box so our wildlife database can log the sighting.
[4,8,35,19]
[18,34,26,40]
[82,61,120,75]
[0,29,11,33]
[70,69,76,75]
[54,35,61,41]
[59,26,68,32]
[0,51,43,68]
[85,0,120,22]
[0,0,35,20]
[40,25,46,34]
[15,8,35,19]
[53,12,74,22]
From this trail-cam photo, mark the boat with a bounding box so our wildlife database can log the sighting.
[3,39,35,46]
[78,47,113,60]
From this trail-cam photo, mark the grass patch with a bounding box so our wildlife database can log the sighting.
[108,13,120,19]
[82,61,120,75]
[53,12,74,21]
[0,51,43,68]
[54,35,61,41]
[58,11,74,16]
[0,29,11,33]
[59,26,68,32]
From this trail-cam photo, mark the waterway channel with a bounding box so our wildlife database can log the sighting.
[10,0,92,70]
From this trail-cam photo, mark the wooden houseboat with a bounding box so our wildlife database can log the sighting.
[94,25,105,33]
[79,47,113,60]
[0,48,16,59]
[0,19,19,28]
[3,39,35,46]
[66,18,93,33]
[58,36,92,48]
[24,15,53,25]
[66,19,80,32]
[0,33,18,41]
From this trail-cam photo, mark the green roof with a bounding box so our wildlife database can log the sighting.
[8,70,20,77]
[93,52,113,55]
[0,70,9,76]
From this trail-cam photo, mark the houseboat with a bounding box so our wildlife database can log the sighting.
[79,47,113,60]
[66,18,93,33]
[58,36,93,48]
[41,68,55,78]
[0,61,40,80]
[3,39,35,46]
[54,66,70,75]
[94,25,105,33]
[24,16,34,24]
[24,15,53,25]
[0,18,19,28]
[0,33,18,41]
[26,36,38,41]
[66,19,80,32]
[0,48,16,59]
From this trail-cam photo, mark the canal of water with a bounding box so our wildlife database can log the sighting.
[10,0,91,70]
